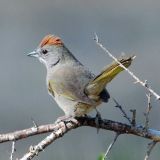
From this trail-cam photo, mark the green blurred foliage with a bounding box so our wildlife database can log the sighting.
[97,153,105,160]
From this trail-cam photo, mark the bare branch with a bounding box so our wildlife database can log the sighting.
[104,132,120,159]
[10,141,16,160]
[144,93,152,131]
[5,116,159,159]
[18,120,78,160]
[144,141,157,160]
[113,98,132,124]
[1,117,160,145]
[0,116,159,159]
[130,109,136,126]
[31,117,38,128]
[0,123,59,143]
[94,33,160,100]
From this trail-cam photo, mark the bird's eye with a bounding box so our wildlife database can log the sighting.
[42,49,48,55]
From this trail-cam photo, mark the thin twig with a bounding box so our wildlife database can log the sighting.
[94,33,160,100]
[144,93,152,131]
[104,132,120,159]
[31,117,38,128]
[130,109,136,126]
[113,98,132,124]
[144,141,157,160]
[10,141,16,160]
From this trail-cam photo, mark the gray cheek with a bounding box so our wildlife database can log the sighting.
[48,53,60,63]
[48,56,60,68]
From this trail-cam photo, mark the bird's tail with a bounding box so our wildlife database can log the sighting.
[85,55,134,96]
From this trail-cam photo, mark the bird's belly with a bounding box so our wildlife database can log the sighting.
[54,93,100,117]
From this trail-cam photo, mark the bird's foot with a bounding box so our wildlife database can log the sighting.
[55,115,78,125]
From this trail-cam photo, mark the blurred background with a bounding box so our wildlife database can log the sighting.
[0,0,160,159]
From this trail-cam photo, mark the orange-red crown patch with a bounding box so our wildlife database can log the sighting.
[39,34,63,47]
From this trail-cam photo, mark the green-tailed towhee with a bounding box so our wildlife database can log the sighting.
[27,34,133,117]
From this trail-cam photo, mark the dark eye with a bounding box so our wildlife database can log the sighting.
[42,49,48,55]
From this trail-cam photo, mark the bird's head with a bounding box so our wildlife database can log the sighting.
[27,34,65,68]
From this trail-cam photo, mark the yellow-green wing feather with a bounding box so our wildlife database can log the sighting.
[85,55,134,96]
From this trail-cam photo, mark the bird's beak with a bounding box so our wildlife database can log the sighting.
[27,50,39,58]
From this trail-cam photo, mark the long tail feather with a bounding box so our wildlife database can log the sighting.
[85,55,134,96]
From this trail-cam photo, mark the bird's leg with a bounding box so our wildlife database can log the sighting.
[83,114,91,118]
[95,108,102,133]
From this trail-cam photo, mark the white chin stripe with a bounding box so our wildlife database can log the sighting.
[39,57,47,65]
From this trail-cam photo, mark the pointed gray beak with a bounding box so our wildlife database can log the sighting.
[27,51,39,58]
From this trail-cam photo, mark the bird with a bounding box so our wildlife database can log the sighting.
[27,34,133,119]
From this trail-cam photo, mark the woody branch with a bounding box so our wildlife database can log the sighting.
[0,116,160,159]
[1,117,160,144]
